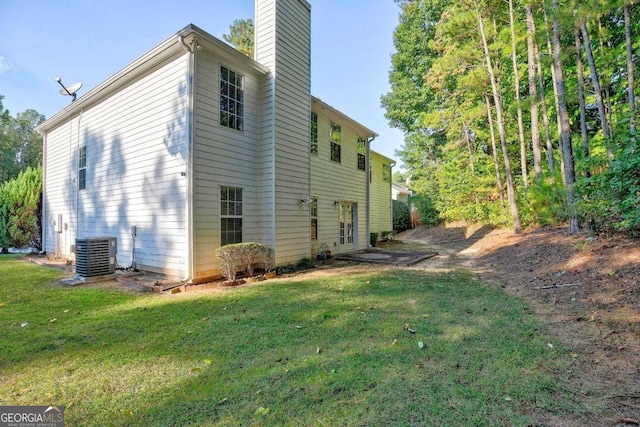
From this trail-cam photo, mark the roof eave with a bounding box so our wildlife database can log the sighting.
[311,96,378,138]
[38,24,269,134]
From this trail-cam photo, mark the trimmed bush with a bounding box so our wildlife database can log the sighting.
[392,200,410,233]
[370,232,378,247]
[215,242,274,282]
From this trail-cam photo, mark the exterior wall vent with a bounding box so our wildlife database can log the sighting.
[75,237,117,277]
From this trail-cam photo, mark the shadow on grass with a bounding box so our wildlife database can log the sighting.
[0,261,588,426]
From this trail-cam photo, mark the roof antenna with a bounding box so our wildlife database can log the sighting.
[54,77,83,102]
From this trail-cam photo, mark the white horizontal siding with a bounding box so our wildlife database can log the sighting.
[311,109,369,255]
[192,49,265,280]
[43,53,190,276]
[43,118,78,258]
[271,0,312,264]
[255,73,276,254]
[370,152,392,234]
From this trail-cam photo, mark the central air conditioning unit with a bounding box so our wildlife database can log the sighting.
[75,237,117,278]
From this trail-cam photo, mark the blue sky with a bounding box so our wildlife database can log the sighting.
[0,0,405,167]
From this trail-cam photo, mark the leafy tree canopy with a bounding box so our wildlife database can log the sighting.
[223,19,254,58]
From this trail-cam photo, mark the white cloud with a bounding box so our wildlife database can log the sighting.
[0,57,12,75]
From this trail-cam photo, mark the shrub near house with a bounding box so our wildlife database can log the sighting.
[214,242,273,282]
[393,199,410,233]
[0,166,42,253]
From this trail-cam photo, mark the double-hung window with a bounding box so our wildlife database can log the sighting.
[383,164,391,183]
[357,136,366,171]
[310,196,318,239]
[330,122,341,163]
[220,66,244,132]
[78,146,86,191]
[220,186,243,246]
[311,112,318,154]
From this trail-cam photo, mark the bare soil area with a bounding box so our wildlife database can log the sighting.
[396,222,640,426]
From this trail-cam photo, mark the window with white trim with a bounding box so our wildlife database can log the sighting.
[220,186,243,246]
[330,122,341,163]
[310,196,318,239]
[78,146,86,191]
[220,66,244,131]
[357,136,366,171]
[311,112,318,154]
[383,164,391,183]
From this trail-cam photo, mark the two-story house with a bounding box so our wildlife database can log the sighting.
[37,0,393,282]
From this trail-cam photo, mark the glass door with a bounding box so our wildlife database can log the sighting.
[339,203,356,249]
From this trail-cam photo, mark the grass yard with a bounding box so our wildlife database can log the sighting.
[0,256,585,426]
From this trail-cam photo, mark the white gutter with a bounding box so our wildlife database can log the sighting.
[40,132,47,254]
[76,109,83,246]
[389,160,397,232]
[366,135,376,247]
[180,35,196,283]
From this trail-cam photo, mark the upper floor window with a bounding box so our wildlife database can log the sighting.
[357,136,366,171]
[78,146,86,191]
[220,66,244,132]
[311,112,318,154]
[383,164,391,183]
[330,122,341,163]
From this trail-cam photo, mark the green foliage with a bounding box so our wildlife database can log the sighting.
[0,166,42,251]
[215,242,274,281]
[275,257,315,275]
[429,150,507,226]
[223,19,254,57]
[392,200,410,232]
[0,97,44,184]
[383,1,640,235]
[410,194,440,227]
[576,132,640,235]
[370,232,378,247]
[380,231,393,240]
[525,174,568,227]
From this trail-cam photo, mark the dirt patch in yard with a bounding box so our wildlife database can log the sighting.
[395,222,640,427]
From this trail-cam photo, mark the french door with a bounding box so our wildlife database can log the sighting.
[339,202,356,250]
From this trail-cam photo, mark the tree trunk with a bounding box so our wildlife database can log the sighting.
[477,5,522,234]
[526,4,542,181]
[484,93,506,212]
[463,123,476,175]
[599,18,615,135]
[535,39,555,175]
[544,8,566,185]
[551,1,579,233]
[509,0,528,188]
[625,4,636,135]
[581,22,613,159]
[574,27,590,178]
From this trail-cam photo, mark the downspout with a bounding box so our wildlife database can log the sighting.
[366,135,376,247]
[39,131,47,254]
[389,160,396,232]
[76,110,83,248]
[180,35,196,283]
[307,101,312,258]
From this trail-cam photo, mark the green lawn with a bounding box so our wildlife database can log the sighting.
[0,256,585,426]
